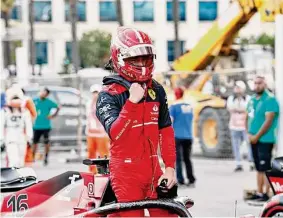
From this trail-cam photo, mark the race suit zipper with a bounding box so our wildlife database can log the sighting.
[148,137,157,194]
[142,84,147,159]
[141,84,157,198]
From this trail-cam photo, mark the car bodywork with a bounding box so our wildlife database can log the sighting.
[0,160,194,217]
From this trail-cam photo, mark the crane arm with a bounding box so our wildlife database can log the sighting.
[172,0,283,72]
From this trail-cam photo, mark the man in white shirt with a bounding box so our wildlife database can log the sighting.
[227,81,253,172]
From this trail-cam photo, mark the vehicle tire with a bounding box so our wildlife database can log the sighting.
[198,107,232,158]
[261,207,283,217]
[260,194,283,217]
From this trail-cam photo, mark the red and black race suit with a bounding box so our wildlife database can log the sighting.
[96,75,176,214]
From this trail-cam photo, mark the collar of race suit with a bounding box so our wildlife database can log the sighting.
[102,75,154,90]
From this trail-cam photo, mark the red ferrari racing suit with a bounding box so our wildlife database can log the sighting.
[96,76,176,217]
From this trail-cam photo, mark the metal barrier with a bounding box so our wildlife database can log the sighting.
[0,67,276,160]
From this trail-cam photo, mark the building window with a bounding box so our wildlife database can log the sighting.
[133,1,154,22]
[199,1,218,21]
[99,1,117,21]
[11,4,22,20]
[65,1,86,22]
[35,41,48,64]
[167,1,186,21]
[34,1,52,22]
[65,41,72,61]
[167,41,185,62]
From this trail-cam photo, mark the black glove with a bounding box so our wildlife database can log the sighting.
[156,179,178,198]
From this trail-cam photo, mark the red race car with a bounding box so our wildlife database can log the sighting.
[0,158,194,217]
[258,157,283,217]
[241,157,283,218]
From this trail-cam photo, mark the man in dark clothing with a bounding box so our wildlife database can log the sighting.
[169,87,195,187]
[33,88,60,166]
[246,76,279,202]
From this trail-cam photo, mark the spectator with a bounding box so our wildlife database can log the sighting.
[226,81,253,172]
[1,87,33,168]
[169,87,196,187]
[86,84,109,173]
[246,76,279,202]
[32,87,60,166]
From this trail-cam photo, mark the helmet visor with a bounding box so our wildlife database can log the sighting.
[122,45,155,58]
[129,46,154,57]
[124,55,154,67]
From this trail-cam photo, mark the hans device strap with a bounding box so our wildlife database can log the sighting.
[103,75,132,90]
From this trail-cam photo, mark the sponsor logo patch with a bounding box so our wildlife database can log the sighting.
[148,89,156,100]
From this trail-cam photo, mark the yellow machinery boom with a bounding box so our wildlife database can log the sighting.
[172,0,283,72]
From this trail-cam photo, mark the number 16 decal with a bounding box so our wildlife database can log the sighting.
[7,194,29,213]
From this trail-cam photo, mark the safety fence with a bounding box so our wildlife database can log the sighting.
[0,67,277,161]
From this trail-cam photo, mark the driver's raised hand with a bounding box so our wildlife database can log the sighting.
[129,83,145,103]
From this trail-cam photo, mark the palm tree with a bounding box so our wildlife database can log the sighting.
[28,0,35,75]
[69,0,80,73]
[116,0,123,26]
[1,0,14,71]
[173,0,181,60]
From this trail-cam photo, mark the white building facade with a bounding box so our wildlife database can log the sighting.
[0,0,275,75]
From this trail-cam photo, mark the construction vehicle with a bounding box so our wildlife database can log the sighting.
[157,0,283,157]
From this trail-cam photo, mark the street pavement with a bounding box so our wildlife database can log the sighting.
[1,150,263,217]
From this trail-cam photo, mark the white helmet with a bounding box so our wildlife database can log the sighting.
[6,86,24,102]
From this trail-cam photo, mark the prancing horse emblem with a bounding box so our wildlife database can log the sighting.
[148,89,156,100]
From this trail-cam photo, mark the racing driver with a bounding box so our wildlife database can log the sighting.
[96,27,177,217]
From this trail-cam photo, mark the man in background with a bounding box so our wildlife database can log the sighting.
[169,87,196,186]
[86,84,109,173]
[33,87,60,166]
[227,81,253,172]
[246,76,279,202]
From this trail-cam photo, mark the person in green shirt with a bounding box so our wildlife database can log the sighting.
[246,76,279,202]
[32,87,60,166]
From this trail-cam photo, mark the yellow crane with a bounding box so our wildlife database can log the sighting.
[162,0,283,157]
